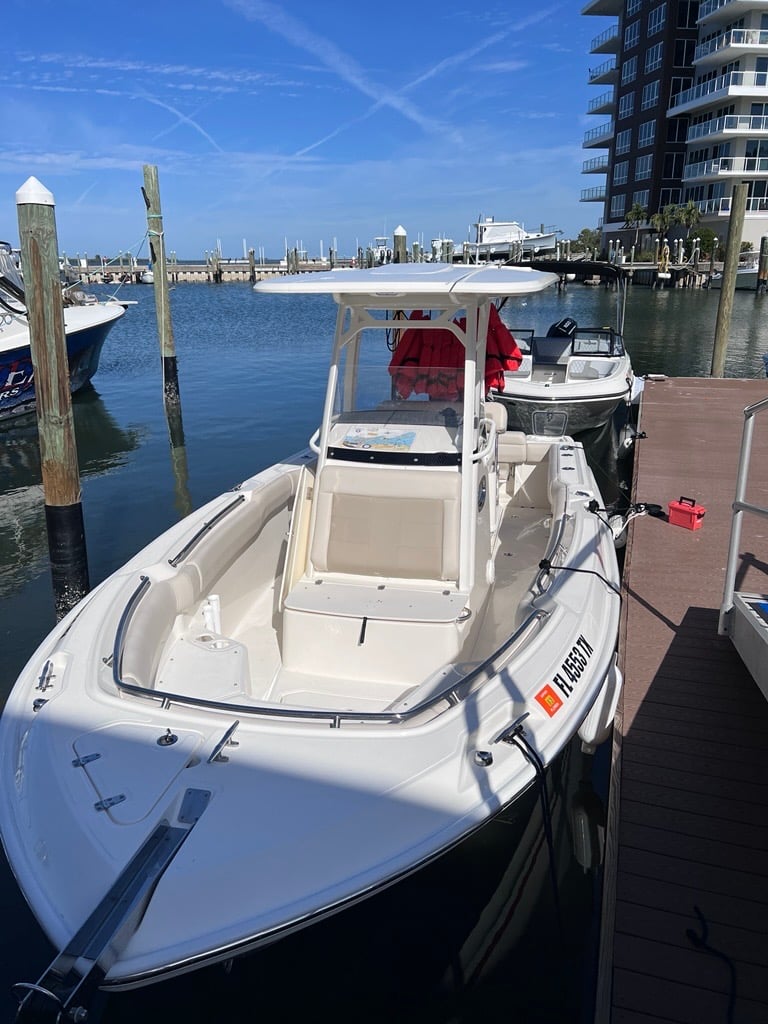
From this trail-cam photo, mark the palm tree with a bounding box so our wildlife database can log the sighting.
[624,202,648,247]
[649,204,677,237]
[677,199,701,238]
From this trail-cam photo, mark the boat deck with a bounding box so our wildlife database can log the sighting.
[596,377,768,1024]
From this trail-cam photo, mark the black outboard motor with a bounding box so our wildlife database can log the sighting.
[546,317,577,338]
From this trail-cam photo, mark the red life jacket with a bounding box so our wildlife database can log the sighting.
[389,306,521,398]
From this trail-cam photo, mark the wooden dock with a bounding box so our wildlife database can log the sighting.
[596,377,768,1024]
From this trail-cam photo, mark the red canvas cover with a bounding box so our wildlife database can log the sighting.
[389,306,521,400]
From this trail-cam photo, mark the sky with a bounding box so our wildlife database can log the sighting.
[1,0,605,261]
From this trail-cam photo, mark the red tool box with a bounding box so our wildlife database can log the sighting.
[668,496,706,530]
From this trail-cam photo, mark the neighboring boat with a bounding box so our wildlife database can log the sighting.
[1,263,622,1017]
[139,266,155,284]
[371,236,391,264]
[0,242,126,420]
[708,256,760,291]
[491,261,639,437]
[469,218,559,262]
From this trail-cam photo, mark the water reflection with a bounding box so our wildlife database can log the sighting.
[0,388,142,600]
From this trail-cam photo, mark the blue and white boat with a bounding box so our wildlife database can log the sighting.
[0,242,126,420]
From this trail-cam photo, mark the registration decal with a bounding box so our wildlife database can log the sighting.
[535,684,564,717]
[550,634,594,702]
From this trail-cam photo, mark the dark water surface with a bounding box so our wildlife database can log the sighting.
[0,280,765,1023]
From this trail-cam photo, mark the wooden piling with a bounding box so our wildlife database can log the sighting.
[16,176,89,619]
[710,182,748,377]
[757,234,768,294]
[142,165,181,407]
[393,225,407,264]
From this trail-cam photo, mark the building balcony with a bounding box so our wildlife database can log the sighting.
[669,70,768,116]
[695,194,768,215]
[684,155,768,182]
[694,28,768,68]
[580,186,607,202]
[583,122,615,147]
[590,23,620,54]
[698,0,768,29]
[589,58,617,85]
[583,155,609,173]
[582,0,622,15]
[687,113,768,143]
[588,90,616,115]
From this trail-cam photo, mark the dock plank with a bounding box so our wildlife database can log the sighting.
[595,378,768,1023]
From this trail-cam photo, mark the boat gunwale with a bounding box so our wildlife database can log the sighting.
[108,503,600,725]
[111,573,551,726]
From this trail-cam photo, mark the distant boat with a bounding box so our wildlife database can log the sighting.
[709,257,760,291]
[490,261,639,437]
[371,236,391,264]
[0,241,126,420]
[139,266,155,284]
[470,218,559,262]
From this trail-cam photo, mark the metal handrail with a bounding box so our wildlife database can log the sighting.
[112,573,549,726]
[108,459,599,725]
[718,395,768,634]
[168,494,245,567]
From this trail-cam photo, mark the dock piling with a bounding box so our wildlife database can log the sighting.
[16,176,90,620]
[393,225,407,264]
[142,165,182,408]
[711,182,748,377]
[757,234,768,294]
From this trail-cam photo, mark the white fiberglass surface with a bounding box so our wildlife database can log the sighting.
[253,263,559,298]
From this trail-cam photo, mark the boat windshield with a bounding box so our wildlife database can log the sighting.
[0,242,25,310]
[329,322,475,458]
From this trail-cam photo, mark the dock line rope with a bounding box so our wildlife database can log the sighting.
[537,558,622,597]
[686,905,737,1024]
[587,498,664,546]
[504,725,563,936]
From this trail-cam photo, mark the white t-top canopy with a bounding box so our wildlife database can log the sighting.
[253,262,558,303]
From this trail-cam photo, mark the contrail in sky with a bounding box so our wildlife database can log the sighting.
[139,93,225,153]
[225,0,559,164]
[223,0,446,135]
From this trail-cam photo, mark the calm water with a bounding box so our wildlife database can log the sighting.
[0,279,765,1023]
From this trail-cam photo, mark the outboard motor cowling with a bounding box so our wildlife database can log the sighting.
[546,317,577,338]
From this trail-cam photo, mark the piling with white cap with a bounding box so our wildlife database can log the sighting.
[393,225,407,264]
[15,176,90,618]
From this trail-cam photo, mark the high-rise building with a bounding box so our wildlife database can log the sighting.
[582,0,768,252]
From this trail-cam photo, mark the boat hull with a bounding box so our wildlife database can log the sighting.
[498,391,627,436]
[0,303,125,420]
[709,269,758,291]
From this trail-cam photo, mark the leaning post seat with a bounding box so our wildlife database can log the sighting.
[280,461,467,682]
[309,463,461,581]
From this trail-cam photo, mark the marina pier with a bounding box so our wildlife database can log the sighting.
[597,377,768,1023]
[68,253,750,290]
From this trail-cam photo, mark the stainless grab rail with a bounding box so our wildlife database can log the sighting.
[111,565,549,727]
[718,394,768,634]
[168,494,246,568]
